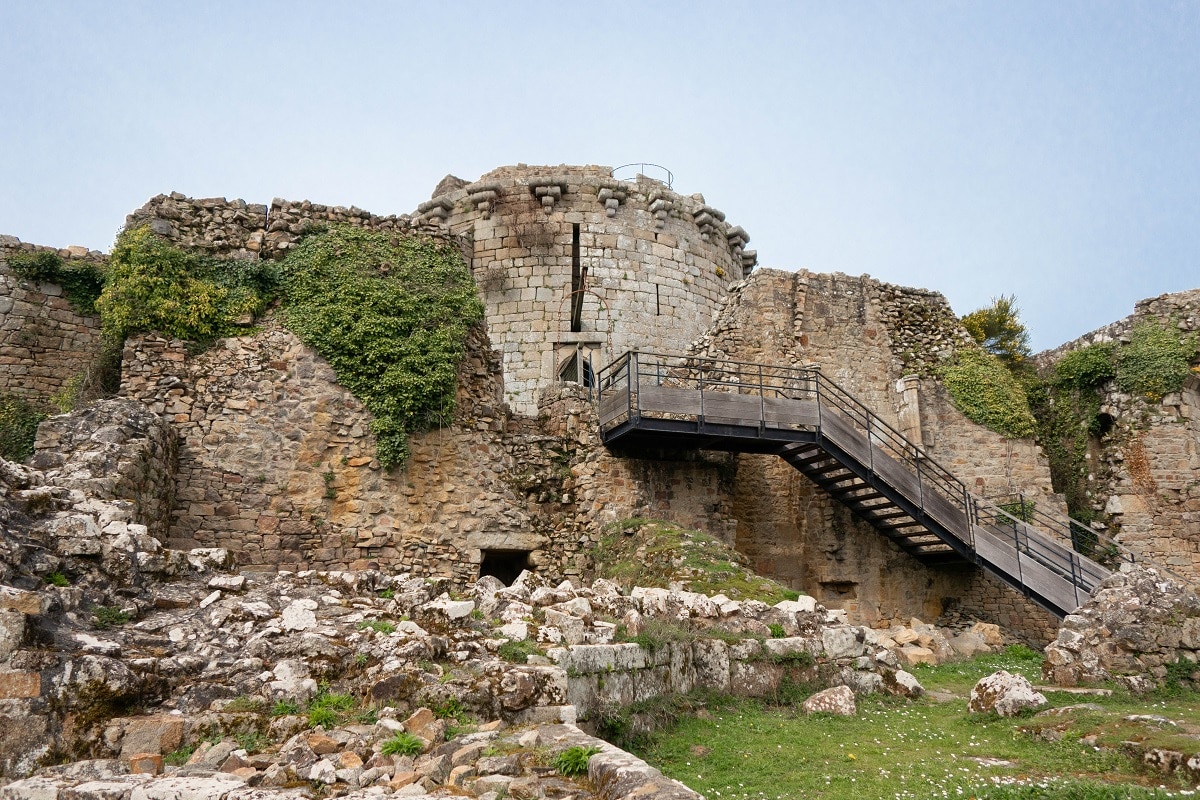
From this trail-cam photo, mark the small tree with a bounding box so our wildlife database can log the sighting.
[961,294,1031,368]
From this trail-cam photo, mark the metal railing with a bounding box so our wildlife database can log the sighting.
[596,351,1114,610]
[610,163,674,189]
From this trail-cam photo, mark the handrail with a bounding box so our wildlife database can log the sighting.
[989,491,1199,595]
[596,350,1120,607]
[610,163,674,189]
[598,349,973,520]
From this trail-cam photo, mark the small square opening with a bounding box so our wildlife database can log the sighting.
[479,549,533,586]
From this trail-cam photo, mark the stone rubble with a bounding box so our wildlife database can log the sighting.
[0,442,952,796]
[1044,564,1200,689]
[968,670,1048,717]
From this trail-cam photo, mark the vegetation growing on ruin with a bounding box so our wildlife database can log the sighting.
[0,393,46,462]
[591,519,802,605]
[1114,320,1199,401]
[96,226,278,343]
[7,250,107,315]
[937,347,1038,439]
[279,226,483,469]
[1027,322,1197,524]
[637,646,1200,800]
[961,294,1032,368]
[1025,343,1115,524]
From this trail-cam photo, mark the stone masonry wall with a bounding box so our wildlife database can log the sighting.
[0,238,106,405]
[117,320,736,581]
[430,165,756,416]
[123,169,755,419]
[30,397,177,539]
[691,269,1061,637]
[1036,289,1200,579]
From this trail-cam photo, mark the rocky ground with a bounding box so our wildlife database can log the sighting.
[7,399,1198,799]
[0,440,1028,799]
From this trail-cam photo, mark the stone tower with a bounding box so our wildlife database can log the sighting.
[413,164,757,415]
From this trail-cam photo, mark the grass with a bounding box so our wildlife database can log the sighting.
[306,688,357,729]
[632,648,1200,800]
[381,732,425,756]
[592,519,803,605]
[554,745,602,777]
[92,605,131,629]
[498,638,542,663]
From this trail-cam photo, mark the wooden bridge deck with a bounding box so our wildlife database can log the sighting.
[596,352,1111,619]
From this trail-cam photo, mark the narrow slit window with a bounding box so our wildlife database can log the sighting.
[570,223,582,332]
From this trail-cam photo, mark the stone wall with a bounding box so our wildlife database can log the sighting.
[0,238,106,405]
[30,398,177,539]
[431,165,756,416]
[689,269,1063,636]
[1035,289,1200,578]
[116,320,736,580]
[125,194,268,260]
[123,167,752,419]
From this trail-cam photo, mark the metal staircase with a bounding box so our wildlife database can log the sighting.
[594,351,1118,618]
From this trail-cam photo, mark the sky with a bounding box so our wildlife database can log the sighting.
[1,1,1197,352]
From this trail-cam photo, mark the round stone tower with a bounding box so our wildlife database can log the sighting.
[412,164,757,415]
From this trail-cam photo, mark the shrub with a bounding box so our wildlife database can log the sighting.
[380,731,425,756]
[356,620,396,634]
[767,623,786,638]
[93,606,130,629]
[498,638,541,663]
[44,572,70,587]
[1114,320,1198,401]
[937,347,1037,438]
[96,226,277,343]
[0,394,46,462]
[553,745,601,777]
[961,294,1031,367]
[279,226,483,469]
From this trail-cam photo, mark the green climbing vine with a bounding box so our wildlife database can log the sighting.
[95,226,278,343]
[937,346,1037,439]
[7,250,107,315]
[1026,320,1198,523]
[0,393,46,463]
[1114,320,1199,401]
[279,226,483,470]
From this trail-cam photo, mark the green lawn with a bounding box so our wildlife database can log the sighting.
[632,647,1200,800]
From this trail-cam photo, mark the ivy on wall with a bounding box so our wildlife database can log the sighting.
[1114,321,1198,401]
[95,227,278,343]
[279,226,483,470]
[937,346,1038,439]
[1027,320,1198,523]
[0,393,46,462]
[7,250,107,315]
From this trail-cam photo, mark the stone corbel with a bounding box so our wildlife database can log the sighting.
[648,191,673,229]
[740,249,758,276]
[724,226,756,276]
[466,182,502,219]
[529,177,569,214]
[693,204,727,241]
[416,197,454,225]
[596,181,628,218]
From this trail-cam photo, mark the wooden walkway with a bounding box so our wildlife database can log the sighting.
[595,352,1112,619]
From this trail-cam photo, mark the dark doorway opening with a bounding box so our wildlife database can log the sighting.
[479,550,532,586]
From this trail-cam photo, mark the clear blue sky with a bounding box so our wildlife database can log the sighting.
[2,1,1197,351]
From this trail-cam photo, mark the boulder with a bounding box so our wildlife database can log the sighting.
[802,685,856,716]
[969,670,1047,716]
